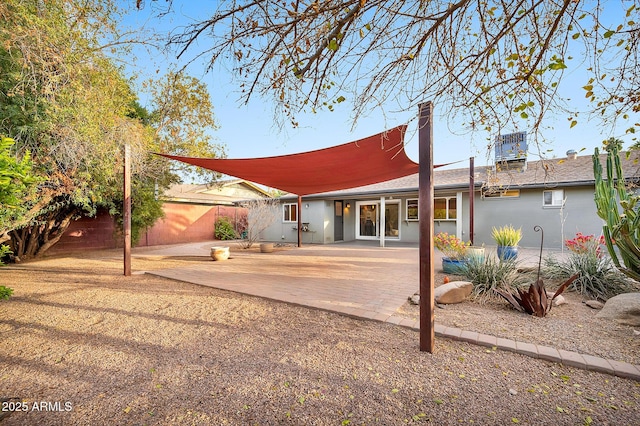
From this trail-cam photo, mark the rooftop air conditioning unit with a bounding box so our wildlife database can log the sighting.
[495,131,528,172]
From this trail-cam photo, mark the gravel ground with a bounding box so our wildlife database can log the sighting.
[398,272,640,366]
[0,250,639,425]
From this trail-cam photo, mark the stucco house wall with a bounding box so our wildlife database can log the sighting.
[470,186,603,249]
[260,151,637,249]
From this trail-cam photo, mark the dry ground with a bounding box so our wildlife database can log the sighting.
[0,248,639,425]
[398,271,640,366]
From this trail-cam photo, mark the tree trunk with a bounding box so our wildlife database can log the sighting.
[9,208,76,260]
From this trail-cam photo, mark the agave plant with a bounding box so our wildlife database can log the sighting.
[495,274,578,317]
[494,226,578,317]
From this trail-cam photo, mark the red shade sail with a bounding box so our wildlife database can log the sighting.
[158,125,421,196]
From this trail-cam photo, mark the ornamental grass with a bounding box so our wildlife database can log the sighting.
[543,232,636,300]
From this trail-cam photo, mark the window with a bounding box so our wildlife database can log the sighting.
[283,203,297,222]
[483,188,520,199]
[434,197,456,220]
[406,199,419,220]
[543,189,564,207]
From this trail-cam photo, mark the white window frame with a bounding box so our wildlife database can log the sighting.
[543,189,565,208]
[282,203,298,222]
[406,198,419,221]
[434,196,457,221]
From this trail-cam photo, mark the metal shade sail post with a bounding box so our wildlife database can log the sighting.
[418,102,435,353]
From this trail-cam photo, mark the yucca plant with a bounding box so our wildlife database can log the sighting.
[593,140,640,282]
[491,225,522,247]
[544,249,635,301]
[461,254,525,298]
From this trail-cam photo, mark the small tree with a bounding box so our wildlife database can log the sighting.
[593,140,640,282]
[0,136,35,256]
[237,199,279,249]
[0,136,35,300]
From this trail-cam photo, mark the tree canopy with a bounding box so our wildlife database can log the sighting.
[0,0,224,258]
[148,0,639,147]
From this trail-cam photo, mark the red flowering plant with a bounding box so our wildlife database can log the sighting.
[434,232,470,260]
[565,232,606,257]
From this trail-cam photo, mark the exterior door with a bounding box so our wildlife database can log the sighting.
[384,202,400,238]
[334,201,344,241]
[357,202,379,239]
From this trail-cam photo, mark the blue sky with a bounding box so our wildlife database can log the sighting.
[119,1,637,178]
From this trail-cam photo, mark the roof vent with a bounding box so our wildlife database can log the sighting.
[566,149,577,160]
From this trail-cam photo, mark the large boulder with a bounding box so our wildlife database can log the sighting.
[596,293,640,326]
[434,281,473,304]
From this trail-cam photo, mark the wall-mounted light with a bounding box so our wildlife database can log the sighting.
[305,203,309,208]
[346,203,351,208]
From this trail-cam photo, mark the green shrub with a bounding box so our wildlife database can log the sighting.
[214,217,238,241]
[0,286,13,300]
[461,254,526,298]
[0,245,14,299]
[0,244,10,265]
[543,251,635,301]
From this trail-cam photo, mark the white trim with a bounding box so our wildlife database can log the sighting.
[385,200,401,241]
[282,203,298,223]
[543,189,565,208]
[456,192,463,239]
[355,199,401,241]
[380,197,386,247]
[355,201,379,240]
[406,198,419,221]
[434,196,457,221]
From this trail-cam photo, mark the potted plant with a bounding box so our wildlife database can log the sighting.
[434,232,470,273]
[492,225,522,260]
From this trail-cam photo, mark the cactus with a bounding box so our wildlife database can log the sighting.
[592,141,640,282]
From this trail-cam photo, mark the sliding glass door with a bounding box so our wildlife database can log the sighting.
[356,200,400,240]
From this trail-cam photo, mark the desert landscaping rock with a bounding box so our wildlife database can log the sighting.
[585,300,605,309]
[546,291,567,306]
[434,281,472,304]
[596,292,640,326]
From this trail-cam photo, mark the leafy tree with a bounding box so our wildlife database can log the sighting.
[0,0,224,259]
[146,1,639,146]
[0,136,35,265]
[0,135,34,302]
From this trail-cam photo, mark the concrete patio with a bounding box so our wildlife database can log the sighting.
[134,240,640,380]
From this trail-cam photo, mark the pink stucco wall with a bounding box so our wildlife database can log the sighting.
[50,203,246,254]
[139,204,245,247]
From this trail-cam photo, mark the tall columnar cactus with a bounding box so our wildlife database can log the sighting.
[592,142,640,282]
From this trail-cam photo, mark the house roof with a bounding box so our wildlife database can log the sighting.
[291,151,639,199]
[162,180,272,205]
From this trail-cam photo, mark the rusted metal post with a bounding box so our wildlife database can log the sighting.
[124,143,132,277]
[418,102,435,353]
[469,157,475,245]
[297,195,302,247]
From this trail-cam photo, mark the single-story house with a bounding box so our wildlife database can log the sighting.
[261,151,639,249]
